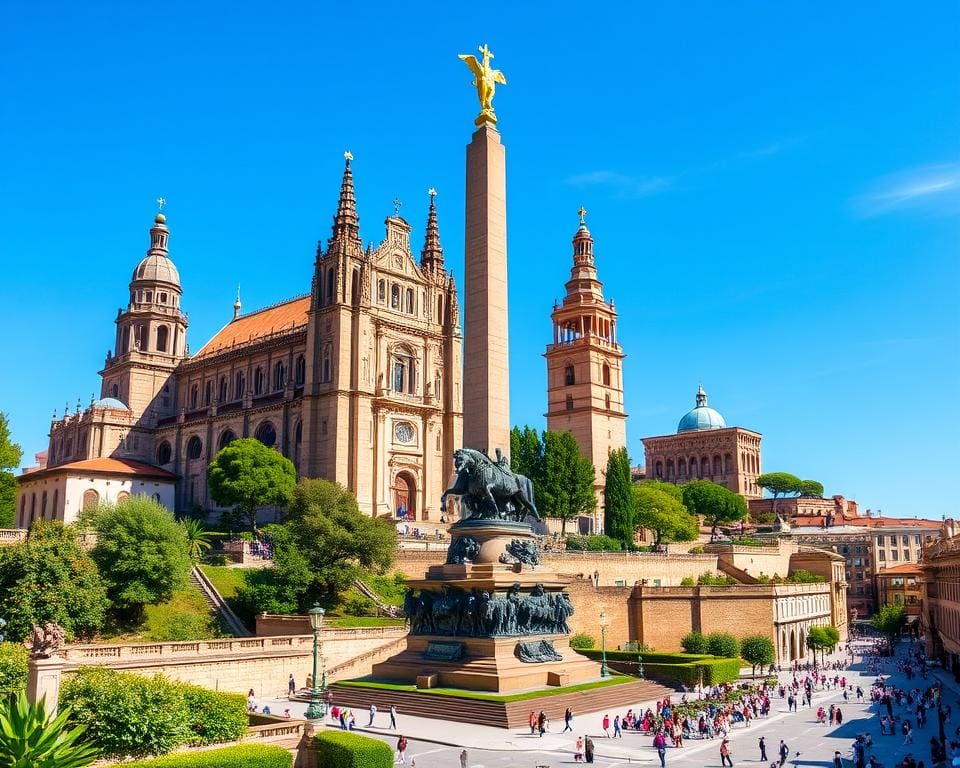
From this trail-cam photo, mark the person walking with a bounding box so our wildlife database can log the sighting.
[529,710,537,735]
[835,707,843,726]
[396,735,407,764]
[720,738,733,767]
[903,720,913,745]
[654,730,667,767]
[779,740,790,767]
[389,704,398,730]
[288,674,296,696]
[367,703,377,727]
[602,713,611,737]
[537,710,547,737]
[574,736,584,762]
[759,735,768,762]
[563,707,574,733]
[459,749,468,768]
[613,714,622,738]
[584,735,595,763]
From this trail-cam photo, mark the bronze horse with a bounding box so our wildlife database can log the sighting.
[440,448,539,522]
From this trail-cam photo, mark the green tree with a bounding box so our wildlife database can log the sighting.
[207,438,297,532]
[705,632,740,658]
[632,484,698,548]
[509,426,543,482]
[233,524,310,621]
[756,472,802,514]
[89,497,192,620]
[823,625,840,651]
[806,625,829,663]
[0,691,99,768]
[740,634,775,677]
[640,479,684,503]
[871,603,906,652]
[603,447,634,549]
[680,631,708,654]
[798,479,825,498]
[787,569,824,584]
[180,518,212,562]
[681,480,747,536]
[0,521,108,641]
[0,413,23,528]
[537,431,596,535]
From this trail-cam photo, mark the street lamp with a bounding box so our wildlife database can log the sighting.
[599,610,610,678]
[304,604,327,720]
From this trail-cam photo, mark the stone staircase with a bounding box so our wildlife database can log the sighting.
[327,678,676,729]
[353,578,402,618]
[190,565,252,637]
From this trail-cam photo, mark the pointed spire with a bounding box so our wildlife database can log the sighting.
[421,188,444,271]
[330,151,360,243]
[233,284,242,321]
[696,384,708,408]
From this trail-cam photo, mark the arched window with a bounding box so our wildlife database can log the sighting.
[322,346,331,383]
[351,269,360,304]
[189,384,199,409]
[156,325,169,352]
[295,420,302,447]
[434,372,441,401]
[186,436,203,460]
[565,394,574,410]
[254,367,264,395]
[29,493,36,524]
[235,371,245,399]
[255,421,277,448]
[41,491,48,520]
[678,457,687,478]
[391,284,400,309]
[405,287,414,314]
[392,348,415,394]
[701,456,711,476]
[121,326,130,351]
[605,393,611,410]
[564,365,575,385]
[116,491,130,503]
[713,455,722,476]
[437,296,444,324]
[602,363,611,386]
[690,456,699,478]
[218,429,236,450]
[378,280,385,303]
[666,459,675,479]
[295,355,306,386]
[326,267,335,304]
[655,461,663,479]
[52,489,58,520]
[156,441,172,465]
[111,383,119,398]
[219,376,228,403]
[724,453,733,473]
[204,381,213,406]
[273,360,286,390]
[81,489,99,511]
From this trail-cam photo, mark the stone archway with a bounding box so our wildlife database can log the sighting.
[392,471,417,521]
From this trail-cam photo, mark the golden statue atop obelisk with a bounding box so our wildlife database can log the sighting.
[458,44,507,126]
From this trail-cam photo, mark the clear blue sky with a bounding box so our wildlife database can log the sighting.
[1,2,958,517]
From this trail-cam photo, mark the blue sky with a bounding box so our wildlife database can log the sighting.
[1,2,958,517]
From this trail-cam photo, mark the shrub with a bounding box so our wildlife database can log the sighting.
[564,534,622,552]
[316,730,393,768]
[679,577,695,587]
[122,744,292,768]
[569,633,596,650]
[0,641,29,696]
[680,631,707,654]
[706,632,740,658]
[697,572,736,586]
[344,594,376,617]
[786,569,824,583]
[688,546,705,554]
[177,685,247,745]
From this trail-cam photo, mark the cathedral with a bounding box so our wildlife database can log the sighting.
[19,155,463,524]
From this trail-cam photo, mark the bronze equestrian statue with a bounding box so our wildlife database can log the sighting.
[440,448,540,522]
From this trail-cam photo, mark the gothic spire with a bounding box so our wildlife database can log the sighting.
[330,150,360,243]
[420,188,444,272]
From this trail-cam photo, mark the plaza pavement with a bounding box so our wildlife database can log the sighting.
[257,639,958,767]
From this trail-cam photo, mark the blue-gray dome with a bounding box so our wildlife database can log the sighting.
[677,386,727,433]
[93,397,130,411]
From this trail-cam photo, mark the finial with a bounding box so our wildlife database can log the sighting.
[428,187,437,198]
[393,197,402,217]
[52,408,57,420]
[344,150,353,163]
[156,197,166,211]
[90,393,95,406]
[154,196,167,225]
[696,384,707,407]
[233,284,242,321]
[76,397,82,414]
[578,206,587,225]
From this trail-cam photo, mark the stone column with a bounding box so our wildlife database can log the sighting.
[462,124,510,457]
[27,655,66,718]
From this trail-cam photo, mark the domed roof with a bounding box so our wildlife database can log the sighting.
[677,385,727,433]
[132,253,180,287]
[92,397,130,411]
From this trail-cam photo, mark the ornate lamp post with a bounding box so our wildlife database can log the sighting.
[599,610,610,678]
[304,604,327,720]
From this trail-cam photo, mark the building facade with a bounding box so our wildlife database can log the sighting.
[545,213,627,530]
[875,563,923,622]
[641,387,762,499]
[29,157,463,522]
[922,523,960,677]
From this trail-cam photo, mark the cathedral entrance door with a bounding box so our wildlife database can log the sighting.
[392,472,417,521]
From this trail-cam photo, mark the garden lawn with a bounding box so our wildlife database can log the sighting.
[199,564,248,599]
[335,675,632,702]
[100,585,218,642]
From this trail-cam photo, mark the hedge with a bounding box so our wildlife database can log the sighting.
[573,648,740,686]
[119,744,292,768]
[576,649,711,665]
[316,730,394,768]
[0,642,28,696]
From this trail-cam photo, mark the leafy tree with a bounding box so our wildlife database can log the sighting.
[697,572,736,586]
[806,625,830,663]
[871,603,906,651]
[681,480,747,536]
[640,479,684,503]
[0,521,108,641]
[0,691,99,768]
[632,484,698,548]
[603,447,634,549]
[680,631,708,654]
[756,472,802,514]
[740,635,775,677]
[180,518,212,562]
[207,438,297,531]
[823,625,840,650]
[89,497,192,620]
[787,569,824,584]
[0,642,29,696]
[0,413,23,529]
[537,431,596,535]
[509,426,543,481]
[705,632,740,658]
[798,479,825,498]
[233,524,310,621]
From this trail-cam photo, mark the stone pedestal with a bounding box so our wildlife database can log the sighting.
[372,520,601,692]
[27,655,65,718]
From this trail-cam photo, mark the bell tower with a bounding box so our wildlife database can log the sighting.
[545,210,627,522]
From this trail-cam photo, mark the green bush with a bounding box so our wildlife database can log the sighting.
[564,534,622,552]
[178,685,247,745]
[0,641,29,696]
[122,744,292,768]
[569,633,596,650]
[344,594,376,617]
[679,576,695,586]
[316,730,393,768]
[697,572,736,586]
[680,631,708,654]
[688,546,705,554]
[706,631,740,658]
[575,649,710,664]
[642,657,741,686]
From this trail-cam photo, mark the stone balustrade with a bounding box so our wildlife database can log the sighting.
[0,529,26,545]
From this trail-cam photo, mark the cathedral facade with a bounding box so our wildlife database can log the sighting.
[27,156,463,523]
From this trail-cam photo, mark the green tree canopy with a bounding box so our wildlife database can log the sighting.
[680,631,708,654]
[640,479,685,503]
[798,479,825,498]
[681,480,747,535]
[705,631,740,658]
[0,413,24,529]
[0,521,108,641]
[89,497,192,618]
[756,472,802,499]
[207,438,297,531]
[806,625,831,662]
[537,431,596,535]
[632,484,698,548]
[871,603,906,650]
[603,447,634,549]
[740,634,775,676]
[509,426,543,481]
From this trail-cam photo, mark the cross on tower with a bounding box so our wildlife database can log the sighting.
[428,187,437,198]
[393,197,402,217]
[156,197,166,211]
[578,206,587,225]
[344,150,353,162]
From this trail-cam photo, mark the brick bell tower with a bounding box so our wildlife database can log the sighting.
[545,209,627,528]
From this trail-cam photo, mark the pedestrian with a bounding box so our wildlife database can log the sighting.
[904,720,913,745]
[613,714,622,738]
[720,737,733,767]
[833,751,843,768]
[759,735,768,762]
[584,735,595,763]
[574,736,584,762]
[537,710,546,737]
[396,735,407,764]
[563,707,574,733]
[602,713,611,737]
[367,703,377,727]
[288,674,296,696]
[389,704,398,730]
[779,740,790,767]
[460,748,468,768]
[654,730,667,767]
[529,710,537,735]
[836,707,843,726]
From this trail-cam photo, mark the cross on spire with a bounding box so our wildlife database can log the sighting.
[343,150,353,162]
[156,197,166,211]
[393,197,403,217]
[578,206,587,225]
[428,187,437,198]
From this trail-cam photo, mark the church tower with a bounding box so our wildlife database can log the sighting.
[545,210,626,529]
[100,204,188,421]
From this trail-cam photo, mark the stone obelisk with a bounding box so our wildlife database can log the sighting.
[461,44,510,457]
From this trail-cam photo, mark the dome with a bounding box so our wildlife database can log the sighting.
[677,385,727,433]
[92,397,130,411]
[132,253,181,287]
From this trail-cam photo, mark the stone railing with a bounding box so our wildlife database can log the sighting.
[0,529,26,545]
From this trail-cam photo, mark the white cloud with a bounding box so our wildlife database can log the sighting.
[855,163,960,217]
[564,170,674,198]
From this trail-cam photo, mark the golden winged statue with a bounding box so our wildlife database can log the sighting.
[458,44,507,126]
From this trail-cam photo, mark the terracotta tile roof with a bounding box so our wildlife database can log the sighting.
[193,295,310,359]
[20,458,177,481]
[876,563,923,576]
